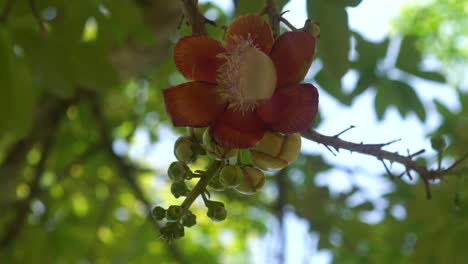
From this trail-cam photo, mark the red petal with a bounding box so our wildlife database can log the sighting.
[257,83,319,133]
[211,109,265,148]
[225,14,274,54]
[163,82,226,127]
[269,32,316,88]
[173,36,226,83]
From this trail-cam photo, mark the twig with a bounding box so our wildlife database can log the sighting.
[180,0,207,35]
[0,0,14,24]
[263,0,280,38]
[301,129,468,199]
[29,0,47,35]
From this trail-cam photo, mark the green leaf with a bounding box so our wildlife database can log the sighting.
[395,36,422,73]
[315,69,351,105]
[374,79,426,121]
[344,0,363,7]
[351,33,389,98]
[235,0,264,16]
[0,28,36,139]
[412,70,446,83]
[307,0,351,80]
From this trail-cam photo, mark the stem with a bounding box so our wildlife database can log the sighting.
[181,160,222,212]
[180,0,207,35]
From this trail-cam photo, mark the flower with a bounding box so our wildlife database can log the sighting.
[163,14,319,148]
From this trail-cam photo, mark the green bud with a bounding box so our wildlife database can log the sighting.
[431,135,446,152]
[160,222,185,241]
[235,166,266,195]
[174,136,196,163]
[206,201,227,222]
[152,206,166,220]
[181,211,197,227]
[187,127,206,143]
[171,181,189,198]
[202,129,238,160]
[219,164,242,188]
[166,205,183,221]
[169,222,185,239]
[208,173,226,192]
[168,161,191,182]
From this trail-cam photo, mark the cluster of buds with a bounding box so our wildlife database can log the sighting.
[152,128,302,241]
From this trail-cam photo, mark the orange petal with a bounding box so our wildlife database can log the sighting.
[163,82,226,127]
[225,14,274,54]
[173,36,226,83]
[256,83,319,133]
[211,109,266,148]
[269,32,316,88]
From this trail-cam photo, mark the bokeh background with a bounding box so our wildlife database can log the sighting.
[1,0,467,263]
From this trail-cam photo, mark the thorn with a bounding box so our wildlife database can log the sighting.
[323,144,337,156]
[177,14,185,30]
[422,177,432,200]
[380,160,395,180]
[406,170,414,181]
[280,10,290,16]
[204,17,217,27]
[445,153,468,173]
[334,125,355,138]
[380,138,402,148]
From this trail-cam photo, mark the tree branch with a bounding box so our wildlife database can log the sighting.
[0,113,60,249]
[28,0,46,35]
[301,129,467,199]
[85,91,190,264]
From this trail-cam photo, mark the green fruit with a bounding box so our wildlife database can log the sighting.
[181,212,197,227]
[168,161,191,182]
[152,206,166,220]
[174,136,196,163]
[206,201,227,222]
[219,164,242,188]
[166,205,183,221]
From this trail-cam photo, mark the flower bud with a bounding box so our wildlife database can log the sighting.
[251,132,301,170]
[152,206,166,220]
[430,135,446,152]
[166,205,183,221]
[181,211,197,227]
[171,181,189,198]
[208,173,226,192]
[219,164,242,188]
[174,136,196,163]
[187,127,206,143]
[168,161,191,182]
[202,129,238,160]
[206,201,227,222]
[235,166,266,195]
[164,222,185,240]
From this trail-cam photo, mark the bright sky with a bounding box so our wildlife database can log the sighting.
[123,0,459,263]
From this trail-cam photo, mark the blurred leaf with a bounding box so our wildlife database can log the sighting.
[0,28,36,139]
[374,79,426,121]
[308,0,351,80]
[413,71,446,83]
[395,36,421,73]
[235,0,264,16]
[351,33,389,98]
[344,0,363,7]
[315,69,351,105]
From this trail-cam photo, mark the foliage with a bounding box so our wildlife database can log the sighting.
[0,0,466,263]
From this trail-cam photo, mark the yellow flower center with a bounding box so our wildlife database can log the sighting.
[217,37,277,113]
